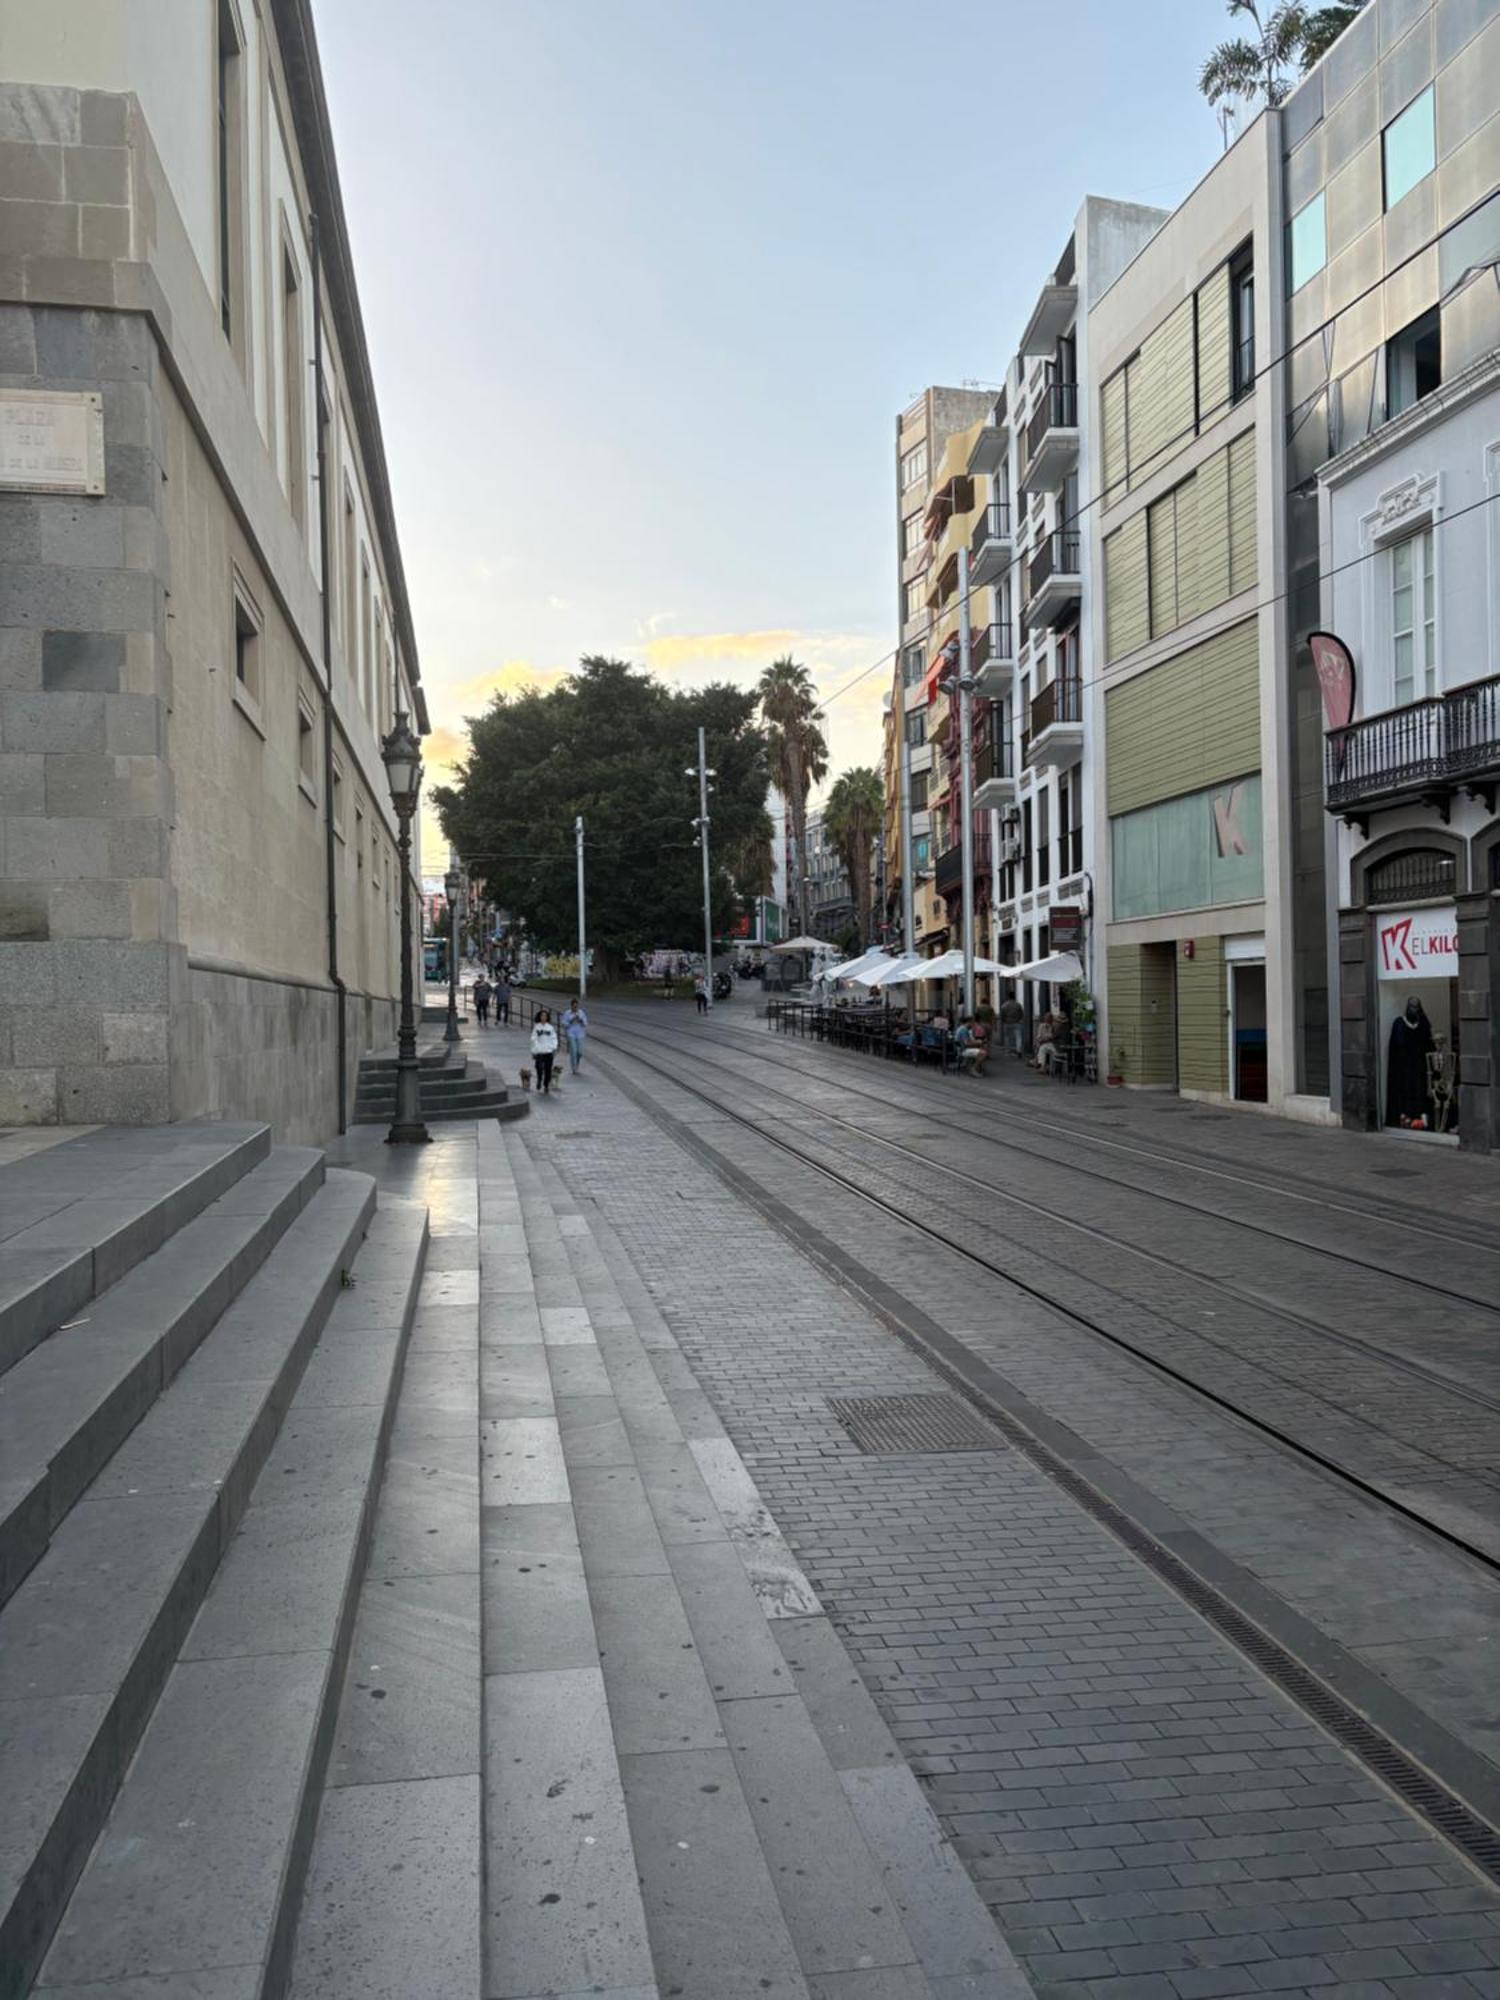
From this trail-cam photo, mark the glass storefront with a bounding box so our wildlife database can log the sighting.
[1372,903,1459,1136]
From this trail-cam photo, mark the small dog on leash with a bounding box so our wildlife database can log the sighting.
[519,1067,531,1091]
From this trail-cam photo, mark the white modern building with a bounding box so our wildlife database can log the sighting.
[1319,349,1500,1149]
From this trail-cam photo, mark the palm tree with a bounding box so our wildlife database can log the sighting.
[824,766,884,947]
[1200,1,1307,106]
[757,656,828,933]
[1200,0,1366,107]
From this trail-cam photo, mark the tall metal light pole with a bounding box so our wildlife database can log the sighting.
[575,815,587,999]
[688,729,715,1008]
[443,855,462,1045]
[380,709,430,1144]
[957,545,977,1020]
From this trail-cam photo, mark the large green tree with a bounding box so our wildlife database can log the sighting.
[432,658,771,974]
[1200,0,1367,108]
[824,766,884,948]
[757,656,827,935]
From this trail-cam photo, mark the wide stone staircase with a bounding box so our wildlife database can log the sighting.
[352,1041,527,1126]
[0,1119,429,1999]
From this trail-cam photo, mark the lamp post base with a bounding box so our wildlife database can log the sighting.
[385,1121,432,1145]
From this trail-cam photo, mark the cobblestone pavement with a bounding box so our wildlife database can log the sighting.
[497,1019,1500,2000]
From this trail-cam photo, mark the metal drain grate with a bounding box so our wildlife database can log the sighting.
[829,1393,1004,1455]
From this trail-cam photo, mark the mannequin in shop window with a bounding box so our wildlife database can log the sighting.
[1427,1035,1456,1135]
[1386,996,1435,1128]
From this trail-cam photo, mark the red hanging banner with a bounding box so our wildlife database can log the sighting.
[1309,631,1357,733]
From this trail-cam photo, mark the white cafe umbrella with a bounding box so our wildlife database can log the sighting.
[772,936,829,952]
[854,953,929,989]
[1008,950,1084,984]
[914,948,1013,981]
[825,948,892,983]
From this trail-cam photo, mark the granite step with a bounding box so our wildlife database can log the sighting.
[0,1121,271,1377]
[32,1194,429,2000]
[0,1147,325,1610]
[0,1169,379,2000]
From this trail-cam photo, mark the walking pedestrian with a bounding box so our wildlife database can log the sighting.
[561,996,589,1074]
[529,1009,558,1094]
[493,969,511,1025]
[473,974,491,1026]
[999,989,1024,1059]
[694,972,708,1015]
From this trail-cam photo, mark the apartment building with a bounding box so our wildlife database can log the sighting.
[0,0,424,1138]
[1285,0,1500,1144]
[1088,121,1288,1107]
[804,809,855,943]
[883,385,991,948]
[977,198,1168,1039]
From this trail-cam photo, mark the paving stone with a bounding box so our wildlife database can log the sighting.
[633,1438,730,1546]
[365,1429,478,1580]
[483,1667,653,2000]
[588,1570,725,1755]
[771,1615,905,1772]
[481,1416,568,1506]
[480,1342,554,1419]
[722,1691,919,1978]
[667,1538,798,1701]
[568,1462,672,1578]
[618,1746,809,1999]
[328,1569,480,1786]
[288,1774,480,2000]
[483,1518,597,1676]
[555,1392,636,1468]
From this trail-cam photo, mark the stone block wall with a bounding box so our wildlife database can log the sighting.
[0,291,175,1125]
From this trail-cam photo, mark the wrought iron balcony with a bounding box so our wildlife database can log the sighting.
[934,842,964,895]
[970,620,1015,699]
[1025,675,1084,772]
[969,501,1012,587]
[1325,672,1500,822]
[973,728,1017,810]
[1024,530,1082,629]
[1024,379,1079,489]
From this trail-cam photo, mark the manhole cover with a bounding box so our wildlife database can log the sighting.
[828,1393,1004,1456]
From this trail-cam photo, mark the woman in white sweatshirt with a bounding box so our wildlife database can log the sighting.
[529,1009,559,1094]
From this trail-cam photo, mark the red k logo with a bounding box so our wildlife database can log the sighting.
[1212,784,1248,858]
[1381,917,1416,973]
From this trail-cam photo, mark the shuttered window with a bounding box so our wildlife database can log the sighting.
[1127,298,1195,489]
[1101,370,1128,505]
[1228,428,1257,594]
[1105,514,1149,660]
[1196,263,1232,427]
[1105,616,1260,817]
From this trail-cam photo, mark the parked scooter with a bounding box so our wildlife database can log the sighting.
[712,971,733,1000]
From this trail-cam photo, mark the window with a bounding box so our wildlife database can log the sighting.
[901,511,923,557]
[281,242,305,531]
[1386,308,1440,418]
[1036,786,1051,889]
[903,577,925,623]
[904,708,926,748]
[342,482,357,656]
[360,555,373,714]
[909,771,929,812]
[297,696,317,802]
[1390,527,1435,707]
[230,574,262,725]
[902,643,925,686]
[332,755,345,839]
[355,802,365,871]
[1365,849,1454,905]
[1021,798,1033,895]
[901,443,928,490]
[1383,86,1434,212]
[912,834,932,872]
[216,0,246,360]
[1230,245,1255,402]
[1288,192,1326,293]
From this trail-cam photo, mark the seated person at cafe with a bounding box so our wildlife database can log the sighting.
[1033,1007,1067,1073]
[955,1017,990,1077]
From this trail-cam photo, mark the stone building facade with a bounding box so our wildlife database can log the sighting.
[0,0,426,1140]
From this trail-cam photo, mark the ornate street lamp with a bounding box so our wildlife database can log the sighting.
[443,856,463,1045]
[380,708,430,1145]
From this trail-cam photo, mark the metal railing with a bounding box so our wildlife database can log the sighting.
[970,621,1014,673]
[1025,378,1078,468]
[975,732,1014,786]
[1031,674,1083,736]
[1027,529,1081,602]
[1325,673,1500,809]
[969,500,1012,566]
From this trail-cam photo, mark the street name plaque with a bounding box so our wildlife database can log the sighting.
[0,388,106,495]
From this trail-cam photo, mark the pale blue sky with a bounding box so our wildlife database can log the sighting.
[315,0,1232,802]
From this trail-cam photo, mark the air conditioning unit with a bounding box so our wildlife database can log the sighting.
[1000,809,1021,832]
[999,837,1022,864]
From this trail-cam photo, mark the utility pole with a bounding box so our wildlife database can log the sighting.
[958,544,976,1020]
[690,727,715,1008]
[896,666,916,957]
[575,815,587,999]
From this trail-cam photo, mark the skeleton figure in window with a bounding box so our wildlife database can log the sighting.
[1426,1033,1456,1135]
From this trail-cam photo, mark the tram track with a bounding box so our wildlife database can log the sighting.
[553,1016,1500,1892]
[615,1004,1500,1284]
[578,1007,1500,1581]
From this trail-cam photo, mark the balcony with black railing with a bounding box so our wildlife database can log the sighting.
[1325,673,1500,822]
[1026,674,1084,771]
[969,500,1013,588]
[1024,530,1082,629]
[973,727,1017,809]
[1024,379,1079,489]
[970,620,1015,697]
